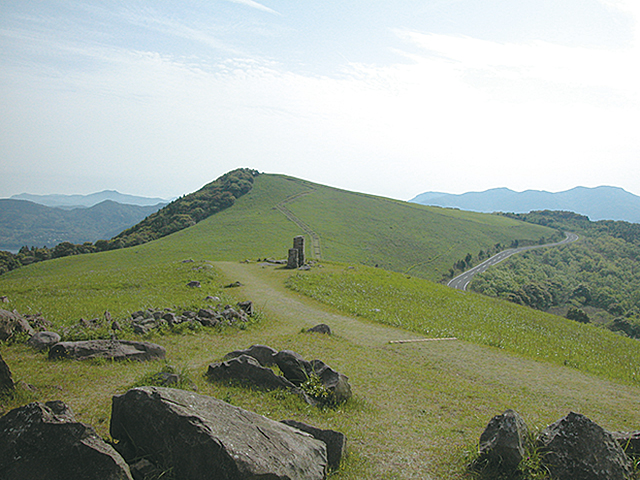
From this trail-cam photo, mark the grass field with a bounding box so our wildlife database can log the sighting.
[1,173,638,479]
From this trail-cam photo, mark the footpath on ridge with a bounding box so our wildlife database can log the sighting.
[275,190,323,260]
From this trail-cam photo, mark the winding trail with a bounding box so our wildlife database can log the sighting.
[275,190,322,260]
[448,232,579,291]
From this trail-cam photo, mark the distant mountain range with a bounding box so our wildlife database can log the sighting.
[10,190,168,209]
[410,186,640,224]
[0,198,166,252]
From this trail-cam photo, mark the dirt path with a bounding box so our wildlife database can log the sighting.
[214,261,640,480]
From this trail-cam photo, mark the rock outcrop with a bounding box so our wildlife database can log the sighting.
[207,354,297,391]
[49,339,166,361]
[473,409,528,472]
[537,412,631,480]
[210,345,352,406]
[110,386,328,480]
[0,401,133,480]
[0,309,34,341]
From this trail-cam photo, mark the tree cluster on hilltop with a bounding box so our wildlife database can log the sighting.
[471,210,640,338]
[0,168,259,274]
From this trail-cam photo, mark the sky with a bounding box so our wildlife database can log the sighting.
[1,0,640,201]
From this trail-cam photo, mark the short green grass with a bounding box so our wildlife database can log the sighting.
[285,263,640,386]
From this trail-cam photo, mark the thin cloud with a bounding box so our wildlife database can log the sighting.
[225,0,280,15]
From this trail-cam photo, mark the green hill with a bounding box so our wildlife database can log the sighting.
[4,171,638,480]
[143,172,558,281]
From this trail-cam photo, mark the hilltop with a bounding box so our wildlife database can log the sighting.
[410,186,640,224]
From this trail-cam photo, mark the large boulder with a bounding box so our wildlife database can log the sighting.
[110,386,328,480]
[0,400,133,480]
[207,354,296,390]
[224,344,278,366]
[281,420,346,471]
[473,409,528,472]
[0,309,34,341]
[0,351,14,392]
[538,412,631,480]
[49,339,166,361]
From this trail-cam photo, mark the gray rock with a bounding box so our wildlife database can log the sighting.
[207,354,296,391]
[237,301,253,316]
[0,309,34,342]
[281,420,346,471]
[110,386,327,480]
[49,339,166,361]
[307,324,331,334]
[474,409,528,472]
[187,281,201,288]
[27,331,61,351]
[275,350,313,385]
[224,344,278,366]
[538,412,631,480]
[0,401,133,480]
[310,359,352,404]
[0,351,14,392]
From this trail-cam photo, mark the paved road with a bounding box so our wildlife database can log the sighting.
[447,232,579,291]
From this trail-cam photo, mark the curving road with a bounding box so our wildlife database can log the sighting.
[447,232,579,291]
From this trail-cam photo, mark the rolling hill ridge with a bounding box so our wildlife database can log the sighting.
[410,185,640,223]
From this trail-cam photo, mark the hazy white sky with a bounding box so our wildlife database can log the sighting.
[1,0,640,200]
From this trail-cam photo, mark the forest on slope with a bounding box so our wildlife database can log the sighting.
[470,210,640,338]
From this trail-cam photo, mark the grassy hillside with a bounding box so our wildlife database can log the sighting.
[1,172,640,479]
[142,173,558,281]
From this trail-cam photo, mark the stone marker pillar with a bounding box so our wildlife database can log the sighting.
[294,236,305,265]
[287,248,299,269]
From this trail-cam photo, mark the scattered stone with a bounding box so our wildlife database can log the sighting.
[0,401,133,480]
[207,354,296,391]
[611,431,640,458]
[151,371,181,387]
[473,409,528,472]
[0,351,14,393]
[206,295,221,302]
[224,344,277,366]
[307,323,331,334]
[0,296,8,303]
[0,309,35,341]
[538,411,631,480]
[111,320,122,331]
[281,420,346,471]
[181,259,195,263]
[187,281,201,288]
[237,300,253,316]
[110,386,328,480]
[27,331,61,351]
[24,312,51,331]
[223,281,243,288]
[49,339,166,362]
[298,264,311,271]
